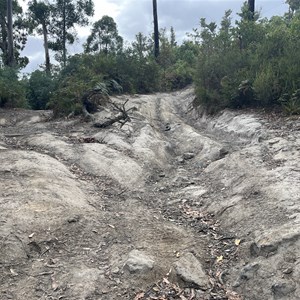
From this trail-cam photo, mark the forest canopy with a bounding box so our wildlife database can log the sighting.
[0,0,300,116]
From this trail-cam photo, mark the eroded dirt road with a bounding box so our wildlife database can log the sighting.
[0,87,299,300]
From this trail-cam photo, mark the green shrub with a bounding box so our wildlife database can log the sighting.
[193,5,300,114]
[27,70,57,110]
[0,67,27,108]
[162,60,194,91]
[48,76,102,116]
[279,89,300,115]
[253,65,281,106]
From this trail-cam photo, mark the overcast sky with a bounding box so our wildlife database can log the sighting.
[21,0,289,73]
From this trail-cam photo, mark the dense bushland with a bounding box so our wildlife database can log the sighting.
[1,1,300,115]
[26,27,197,115]
[193,3,300,114]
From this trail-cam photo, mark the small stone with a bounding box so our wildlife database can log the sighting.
[182,152,195,160]
[124,250,154,273]
[219,147,229,158]
[165,123,171,131]
[67,215,80,223]
[271,280,296,297]
[111,267,120,274]
[174,252,209,290]
[282,268,293,275]
[250,242,278,257]
[177,157,185,164]
[233,262,260,287]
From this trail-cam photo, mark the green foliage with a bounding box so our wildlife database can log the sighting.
[286,0,300,12]
[48,77,94,116]
[279,89,300,115]
[47,54,103,116]
[28,0,51,31]
[48,0,94,65]
[253,65,281,106]
[27,70,57,110]
[0,67,26,108]
[92,80,122,97]
[131,32,151,59]
[84,16,123,54]
[27,0,52,72]
[157,28,196,91]
[193,4,300,114]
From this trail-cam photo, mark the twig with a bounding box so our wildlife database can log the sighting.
[0,233,11,251]
[14,235,29,258]
[117,189,127,196]
[45,263,63,268]
[40,247,51,257]
[4,134,25,137]
[217,204,235,217]
[94,99,133,128]
[30,271,54,277]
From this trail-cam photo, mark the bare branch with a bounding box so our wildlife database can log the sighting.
[93,99,133,128]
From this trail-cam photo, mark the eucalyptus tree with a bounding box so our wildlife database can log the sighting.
[7,0,14,66]
[152,0,159,58]
[84,16,123,54]
[49,0,94,66]
[286,0,300,14]
[170,26,176,47]
[248,0,255,20]
[28,0,52,73]
[0,0,28,67]
[131,32,150,60]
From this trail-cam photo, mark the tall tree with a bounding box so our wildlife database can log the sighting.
[0,0,28,67]
[152,0,159,58]
[84,16,123,54]
[49,0,94,66]
[286,0,300,14]
[170,26,176,47]
[7,0,14,66]
[248,0,255,20]
[131,32,150,59]
[28,0,51,73]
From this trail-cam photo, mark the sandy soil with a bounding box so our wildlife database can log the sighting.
[0,87,299,300]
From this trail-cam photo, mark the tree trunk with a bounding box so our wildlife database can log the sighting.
[248,0,255,20]
[62,0,66,66]
[7,0,14,66]
[42,22,51,74]
[0,17,8,64]
[152,0,159,58]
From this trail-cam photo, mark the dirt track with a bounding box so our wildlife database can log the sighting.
[0,87,299,300]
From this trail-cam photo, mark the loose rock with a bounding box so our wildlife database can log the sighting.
[271,280,296,298]
[124,250,154,273]
[233,262,260,287]
[182,152,195,160]
[174,252,209,290]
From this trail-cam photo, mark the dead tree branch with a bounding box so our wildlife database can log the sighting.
[93,99,135,128]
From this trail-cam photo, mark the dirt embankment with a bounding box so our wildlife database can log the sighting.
[0,87,299,300]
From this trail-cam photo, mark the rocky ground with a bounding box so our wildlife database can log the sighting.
[0,87,299,300]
